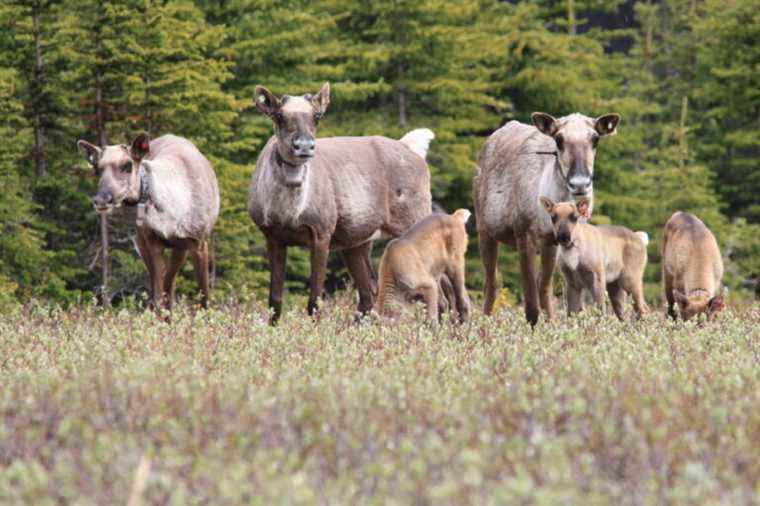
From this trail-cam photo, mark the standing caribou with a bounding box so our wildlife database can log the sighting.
[248,82,434,323]
[474,112,620,326]
[77,134,219,309]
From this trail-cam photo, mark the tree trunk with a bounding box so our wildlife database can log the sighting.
[95,6,107,147]
[32,9,47,177]
[567,0,576,36]
[100,212,110,306]
[678,95,689,170]
[397,86,407,128]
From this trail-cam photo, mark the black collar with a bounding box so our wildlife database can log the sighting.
[274,149,305,170]
[123,165,150,207]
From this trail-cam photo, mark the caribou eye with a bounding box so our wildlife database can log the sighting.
[120,161,133,173]
[555,135,565,151]
[314,112,322,123]
[551,214,557,223]
[591,134,599,148]
[570,214,578,223]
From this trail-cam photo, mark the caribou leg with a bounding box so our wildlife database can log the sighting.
[266,238,287,324]
[479,230,500,315]
[307,235,331,316]
[448,263,471,323]
[341,241,375,316]
[138,231,166,310]
[517,235,539,327]
[538,243,558,320]
[164,248,189,310]
[191,240,210,309]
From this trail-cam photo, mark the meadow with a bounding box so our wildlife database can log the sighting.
[1,295,758,504]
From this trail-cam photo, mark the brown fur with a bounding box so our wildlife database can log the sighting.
[375,210,471,322]
[474,111,620,325]
[248,83,433,323]
[662,212,725,321]
[541,198,649,320]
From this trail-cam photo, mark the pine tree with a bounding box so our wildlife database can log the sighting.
[0,66,63,305]
[0,0,70,178]
[691,0,760,223]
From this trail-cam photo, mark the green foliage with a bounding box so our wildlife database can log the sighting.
[691,0,760,223]
[0,67,66,306]
[0,0,757,304]
[0,302,758,501]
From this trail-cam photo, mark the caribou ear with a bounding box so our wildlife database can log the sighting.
[576,198,591,219]
[77,140,101,167]
[310,82,331,117]
[532,112,558,137]
[595,113,621,136]
[254,85,282,119]
[539,196,555,215]
[708,294,725,314]
[130,133,150,160]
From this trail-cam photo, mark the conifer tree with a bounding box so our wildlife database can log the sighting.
[0,66,61,304]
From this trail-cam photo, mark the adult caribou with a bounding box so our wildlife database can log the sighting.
[248,82,434,324]
[474,112,620,326]
[77,134,219,309]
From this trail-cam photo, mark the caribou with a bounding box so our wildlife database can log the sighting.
[662,211,725,321]
[248,82,434,323]
[77,134,219,309]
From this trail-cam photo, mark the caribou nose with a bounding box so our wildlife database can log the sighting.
[92,192,113,209]
[557,232,571,246]
[293,136,316,157]
[568,176,591,196]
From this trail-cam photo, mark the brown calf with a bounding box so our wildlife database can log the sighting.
[375,210,471,322]
[541,198,649,320]
[662,211,725,321]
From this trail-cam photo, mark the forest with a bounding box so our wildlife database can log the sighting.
[0,0,758,307]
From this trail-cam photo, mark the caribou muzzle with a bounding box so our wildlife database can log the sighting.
[292,135,316,159]
[92,191,113,212]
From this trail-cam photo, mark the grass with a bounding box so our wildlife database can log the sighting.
[0,296,758,505]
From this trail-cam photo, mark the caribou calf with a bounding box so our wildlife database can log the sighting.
[662,211,725,321]
[375,210,471,322]
[77,134,219,309]
[541,198,649,320]
[248,83,433,323]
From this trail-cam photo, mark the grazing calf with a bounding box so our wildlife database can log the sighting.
[474,111,621,325]
[376,210,471,322]
[248,83,433,323]
[77,134,219,309]
[541,198,649,320]
[662,211,725,321]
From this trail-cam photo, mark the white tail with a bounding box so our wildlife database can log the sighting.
[400,128,435,160]
[453,209,472,224]
[635,231,649,246]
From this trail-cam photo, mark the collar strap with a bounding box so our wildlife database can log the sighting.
[138,165,150,204]
[531,150,569,185]
[124,164,150,207]
[275,149,303,170]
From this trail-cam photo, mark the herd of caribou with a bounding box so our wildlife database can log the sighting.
[76,82,726,325]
